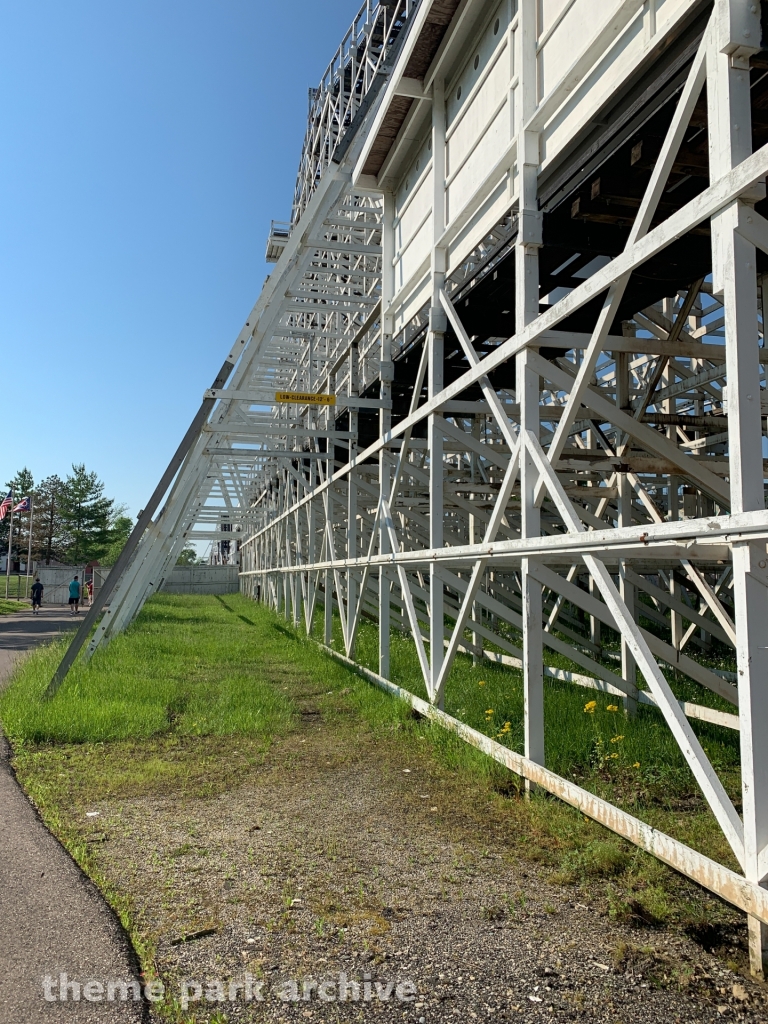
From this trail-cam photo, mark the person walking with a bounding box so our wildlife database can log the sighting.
[68,575,81,615]
[30,577,43,615]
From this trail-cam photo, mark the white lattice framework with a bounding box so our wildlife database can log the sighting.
[52,0,768,976]
[291,0,416,225]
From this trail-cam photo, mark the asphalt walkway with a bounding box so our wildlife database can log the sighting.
[0,606,145,1022]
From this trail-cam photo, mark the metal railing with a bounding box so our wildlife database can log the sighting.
[290,0,418,226]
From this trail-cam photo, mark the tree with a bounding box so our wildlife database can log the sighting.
[101,515,133,566]
[2,465,128,568]
[176,547,198,565]
[59,464,117,564]
[32,475,66,564]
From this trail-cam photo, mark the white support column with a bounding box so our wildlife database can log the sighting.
[324,567,332,644]
[325,366,337,646]
[379,190,395,678]
[282,517,289,618]
[284,515,294,625]
[306,499,316,635]
[662,301,683,655]
[470,414,482,664]
[708,0,768,977]
[615,348,638,715]
[347,341,359,657]
[429,74,447,705]
[589,576,602,654]
[516,0,544,774]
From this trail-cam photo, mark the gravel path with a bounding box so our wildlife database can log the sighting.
[0,607,145,1023]
[76,709,768,1023]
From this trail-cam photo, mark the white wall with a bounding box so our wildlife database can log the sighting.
[160,565,240,595]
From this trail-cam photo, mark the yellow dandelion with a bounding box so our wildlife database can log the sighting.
[633,761,641,768]
[609,753,619,759]
[478,680,486,687]
[485,709,494,715]
[606,704,619,712]
[610,735,625,743]
[584,700,597,714]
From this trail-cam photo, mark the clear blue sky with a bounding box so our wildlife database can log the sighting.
[1,0,356,518]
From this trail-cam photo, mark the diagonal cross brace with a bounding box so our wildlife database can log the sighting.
[439,289,518,449]
[533,33,709,501]
[247,121,768,544]
[345,336,431,655]
[524,428,745,868]
[381,497,431,693]
[433,440,522,705]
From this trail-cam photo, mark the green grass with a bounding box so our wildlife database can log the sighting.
[2,592,742,855]
[314,609,742,812]
[0,591,754,979]
[0,573,34,611]
[0,594,299,744]
[0,574,34,599]
[2,591,742,813]
[291,605,745,880]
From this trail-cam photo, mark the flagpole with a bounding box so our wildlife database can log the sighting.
[5,496,13,599]
[26,497,33,599]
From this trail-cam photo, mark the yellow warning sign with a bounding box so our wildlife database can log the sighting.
[274,391,336,406]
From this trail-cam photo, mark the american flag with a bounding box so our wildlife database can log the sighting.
[0,492,11,521]
[12,496,30,513]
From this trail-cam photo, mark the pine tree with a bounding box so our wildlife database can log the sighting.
[33,475,66,564]
[60,464,116,564]
[101,515,133,565]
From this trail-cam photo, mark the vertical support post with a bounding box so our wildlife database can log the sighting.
[326,364,336,647]
[470,414,482,664]
[306,500,316,635]
[615,348,638,715]
[708,0,768,977]
[293,510,301,629]
[305,334,317,635]
[662,297,683,654]
[379,191,395,678]
[585,425,600,649]
[285,516,294,625]
[588,577,602,654]
[324,568,332,645]
[282,517,289,618]
[429,75,447,705]
[347,342,359,657]
[516,0,544,777]
[643,0,657,42]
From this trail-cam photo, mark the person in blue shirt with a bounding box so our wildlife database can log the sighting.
[68,575,81,615]
[31,577,43,614]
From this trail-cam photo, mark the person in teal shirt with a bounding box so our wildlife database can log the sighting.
[68,575,81,615]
